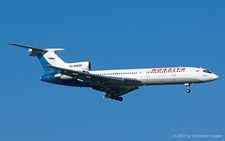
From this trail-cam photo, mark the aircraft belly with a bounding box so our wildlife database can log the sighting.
[60,80,91,87]
[142,77,200,85]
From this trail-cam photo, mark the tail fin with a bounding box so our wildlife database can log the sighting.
[8,43,66,72]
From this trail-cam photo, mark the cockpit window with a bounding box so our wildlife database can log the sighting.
[203,69,212,74]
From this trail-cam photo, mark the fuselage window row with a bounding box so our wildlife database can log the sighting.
[95,71,186,76]
[95,72,139,76]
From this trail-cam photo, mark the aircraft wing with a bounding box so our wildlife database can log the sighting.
[103,86,139,98]
[48,65,141,97]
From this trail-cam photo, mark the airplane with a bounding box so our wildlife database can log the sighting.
[9,43,219,102]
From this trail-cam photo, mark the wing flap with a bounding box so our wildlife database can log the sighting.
[103,86,139,98]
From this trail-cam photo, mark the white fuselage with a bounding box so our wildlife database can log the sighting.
[89,67,218,86]
[9,42,219,101]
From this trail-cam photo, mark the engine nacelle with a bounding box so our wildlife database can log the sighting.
[67,61,91,71]
[54,74,74,80]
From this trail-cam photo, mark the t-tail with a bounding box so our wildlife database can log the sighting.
[8,43,66,73]
[9,43,91,84]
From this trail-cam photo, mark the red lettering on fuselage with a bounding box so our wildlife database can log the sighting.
[151,67,186,73]
[180,68,185,71]
[152,69,157,72]
[163,68,167,72]
[168,68,172,72]
[157,68,162,72]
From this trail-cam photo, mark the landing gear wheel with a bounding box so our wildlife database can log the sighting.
[92,86,96,90]
[118,97,123,101]
[110,95,115,100]
[92,86,105,92]
[100,87,105,92]
[109,95,123,101]
[186,89,191,93]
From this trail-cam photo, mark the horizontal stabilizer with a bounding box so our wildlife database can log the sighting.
[8,43,64,56]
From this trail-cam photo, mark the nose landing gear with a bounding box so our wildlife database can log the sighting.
[184,83,191,93]
[186,89,191,93]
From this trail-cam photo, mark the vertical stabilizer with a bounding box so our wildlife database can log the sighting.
[8,43,66,72]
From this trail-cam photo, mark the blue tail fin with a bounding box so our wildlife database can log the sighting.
[36,53,53,72]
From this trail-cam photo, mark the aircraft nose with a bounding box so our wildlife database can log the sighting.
[212,74,219,80]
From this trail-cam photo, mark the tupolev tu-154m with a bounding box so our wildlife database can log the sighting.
[9,43,219,102]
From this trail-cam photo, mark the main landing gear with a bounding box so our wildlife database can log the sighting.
[110,95,123,102]
[92,86,105,92]
[103,94,124,102]
[184,83,191,93]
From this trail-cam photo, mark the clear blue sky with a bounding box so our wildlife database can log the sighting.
[1,0,224,140]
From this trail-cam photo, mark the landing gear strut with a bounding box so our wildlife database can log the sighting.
[184,83,191,93]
